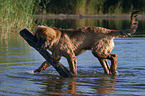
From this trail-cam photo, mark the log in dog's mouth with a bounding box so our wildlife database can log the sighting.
[35,38,47,51]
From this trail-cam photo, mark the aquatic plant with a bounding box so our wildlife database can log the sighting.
[0,0,36,34]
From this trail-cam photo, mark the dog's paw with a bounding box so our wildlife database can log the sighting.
[34,69,41,73]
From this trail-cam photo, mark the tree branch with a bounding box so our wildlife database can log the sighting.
[20,28,74,77]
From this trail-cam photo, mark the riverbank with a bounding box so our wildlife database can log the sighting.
[34,14,145,19]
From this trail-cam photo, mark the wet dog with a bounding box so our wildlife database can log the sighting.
[34,11,138,75]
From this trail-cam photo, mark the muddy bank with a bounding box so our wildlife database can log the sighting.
[34,14,145,19]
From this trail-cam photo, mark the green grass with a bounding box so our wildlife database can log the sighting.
[0,0,36,34]
[75,0,108,15]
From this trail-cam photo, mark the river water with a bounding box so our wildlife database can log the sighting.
[0,18,145,96]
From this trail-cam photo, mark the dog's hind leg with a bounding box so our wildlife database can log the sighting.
[34,55,61,73]
[107,54,117,75]
[104,59,110,70]
[92,48,117,75]
[98,59,110,74]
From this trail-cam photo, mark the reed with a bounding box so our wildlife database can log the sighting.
[75,0,105,15]
[0,0,36,34]
[75,0,86,15]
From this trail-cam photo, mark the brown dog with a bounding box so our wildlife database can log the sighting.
[34,11,138,75]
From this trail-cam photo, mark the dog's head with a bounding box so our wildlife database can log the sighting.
[34,26,56,50]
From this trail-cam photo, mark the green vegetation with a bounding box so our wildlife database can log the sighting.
[0,0,36,34]
[38,0,145,15]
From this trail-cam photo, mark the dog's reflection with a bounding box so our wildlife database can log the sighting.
[41,75,117,95]
[96,75,117,95]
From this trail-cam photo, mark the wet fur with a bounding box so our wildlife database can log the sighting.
[34,11,138,75]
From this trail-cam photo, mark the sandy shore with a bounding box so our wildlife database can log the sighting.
[34,14,145,19]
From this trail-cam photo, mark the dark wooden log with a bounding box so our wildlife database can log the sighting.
[20,28,74,77]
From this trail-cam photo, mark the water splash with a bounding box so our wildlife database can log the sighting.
[26,70,35,74]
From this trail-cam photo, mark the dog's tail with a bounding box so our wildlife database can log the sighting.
[109,10,139,37]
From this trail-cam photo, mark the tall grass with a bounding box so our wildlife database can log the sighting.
[0,0,36,34]
[75,0,86,15]
[75,0,106,15]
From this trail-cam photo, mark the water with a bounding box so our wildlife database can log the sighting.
[0,18,145,96]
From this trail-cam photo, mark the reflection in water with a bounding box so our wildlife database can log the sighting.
[42,77,77,95]
[96,76,116,95]
[41,74,117,95]
[67,78,77,95]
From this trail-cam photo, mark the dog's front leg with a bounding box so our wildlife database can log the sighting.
[34,61,51,73]
[34,55,61,73]
[66,53,77,75]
